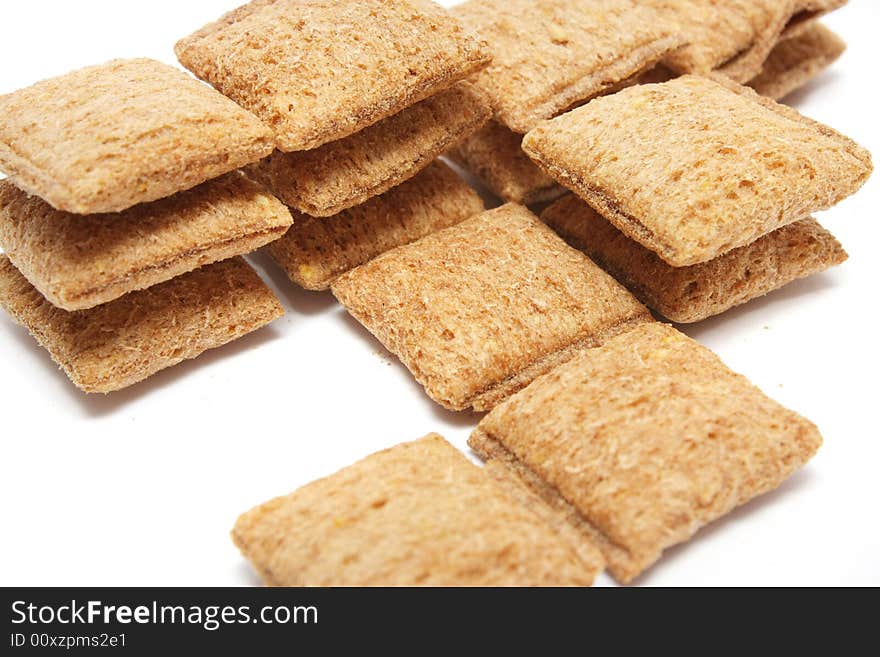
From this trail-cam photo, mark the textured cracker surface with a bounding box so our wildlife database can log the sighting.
[0,174,293,311]
[0,257,283,393]
[542,195,847,323]
[331,204,651,411]
[470,323,822,583]
[448,122,564,205]
[454,0,685,133]
[749,23,845,100]
[523,75,872,266]
[0,59,274,214]
[650,0,846,82]
[482,460,607,574]
[266,161,483,290]
[176,0,490,152]
[232,434,600,586]
[246,82,490,216]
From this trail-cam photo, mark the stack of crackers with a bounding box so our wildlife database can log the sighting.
[174,0,494,291]
[446,0,866,322]
[530,74,870,322]
[0,58,294,392]
[0,0,873,585]
[451,0,848,207]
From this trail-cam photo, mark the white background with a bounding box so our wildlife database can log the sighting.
[0,1,877,587]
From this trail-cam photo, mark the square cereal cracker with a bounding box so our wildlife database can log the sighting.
[650,0,846,82]
[247,82,490,216]
[749,23,846,100]
[0,58,274,214]
[470,323,822,583]
[542,194,847,323]
[0,173,293,311]
[266,161,483,291]
[0,257,283,393]
[523,75,872,266]
[448,122,564,205]
[454,0,685,133]
[331,204,651,411]
[233,434,603,586]
[176,0,490,152]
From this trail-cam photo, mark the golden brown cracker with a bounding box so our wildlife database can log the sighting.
[749,23,846,100]
[331,204,651,411]
[541,194,847,323]
[0,174,293,311]
[0,257,283,393]
[233,434,602,586]
[523,75,871,266]
[453,0,685,133]
[247,83,490,217]
[266,161,483,291]
[651,0,846,82]
[176,0,490,152]
[448,122,564,205]
[470,323,822,583]
[0,58,274,214]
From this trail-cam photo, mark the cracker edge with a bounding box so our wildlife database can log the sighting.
[249,83,492,217]
[542,199,848,323]
[522,75,872,267]
[175,4,492,152]
[0,256,285,393]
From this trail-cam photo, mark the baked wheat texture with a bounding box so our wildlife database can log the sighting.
[469,323,822,583]
[175,0,490,152]
[523,75,872,267]
[331,204,651,411]
[0,257,283,393]
[232,434,603,586]
[649,0,846,82]
[453,0,685,133]
[266,161,483,291]
[749,23,846,100]
[542,195,847,323]
[448,122,564,205]
[0,58,274,214]
[0,174,293,311]
[246,82,490,216]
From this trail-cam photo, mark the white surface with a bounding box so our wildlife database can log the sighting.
[0,1,877,587]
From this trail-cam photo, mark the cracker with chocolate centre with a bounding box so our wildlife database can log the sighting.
[453,0,685,133]
[542,195,847,323]
[0,58,274,214]
[0,257,283,393]
[523,75,872,267]
[469,323,822,583]
[649,0,846,83]
[0,174,293,311]
[331,204,651,411]
[266,161,483,291]
[749,23,846,100]
[448,122,564,205]
[176,0,490,152]
[233,434,603,586]
[247,83,490,217]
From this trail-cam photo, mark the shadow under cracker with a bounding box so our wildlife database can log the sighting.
[234,560,265,588]
[246,250,338,316]
[679,270,840,341]
[0,317,283,419]
[782,70,842,108]
[630,468,817,586]
[440,154,503,211]
[333,306,485,429]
